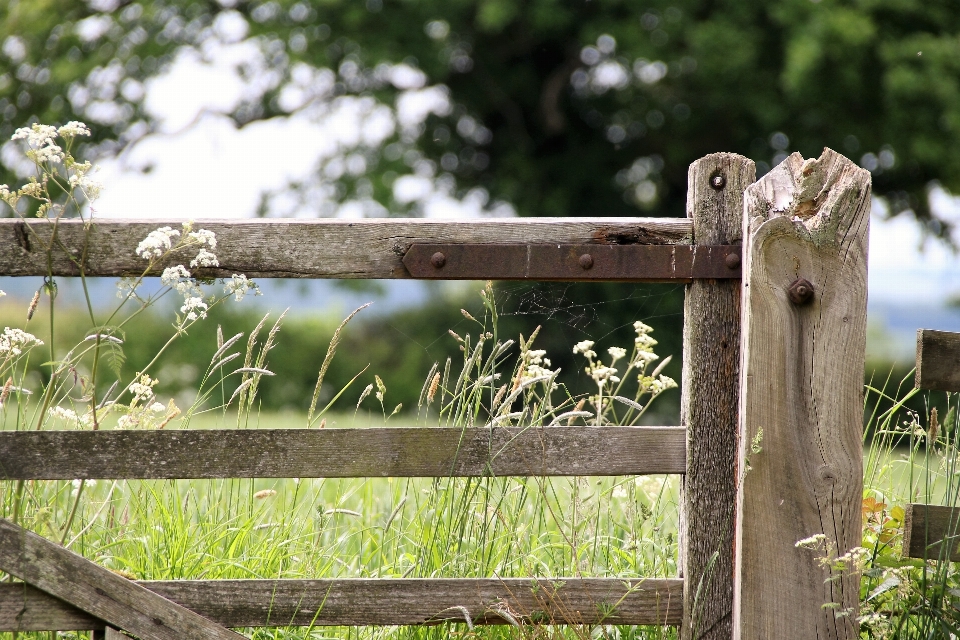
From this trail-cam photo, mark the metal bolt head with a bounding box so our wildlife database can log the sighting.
[430,252,446,268]
[725,252,741,269]
[788,278,815,305]
[579,253,594,270]
[710,173,726,190]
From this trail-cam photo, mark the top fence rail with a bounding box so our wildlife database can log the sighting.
[0,217,743,281]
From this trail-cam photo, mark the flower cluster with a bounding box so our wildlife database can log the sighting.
[136,226,181,260]
[0,327,44,358]
[521,348,553,380]
[49,406,92,429]
[224,274,260,301]
[129,373,158,403]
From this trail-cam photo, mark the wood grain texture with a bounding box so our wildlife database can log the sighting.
[902,504,960,561]
[0,518,244,640]
[915,329,960,392]
[733,149,869,640]
[681,153,755,640]
[0,218,692,278]
[0,426,685,479]
[0,577,683,630]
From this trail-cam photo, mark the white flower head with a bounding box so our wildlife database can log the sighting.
[12,123,58,148]
[633,320,653,334]
[180,296,208,321]
[129,373,158,402]
[18,181,44,199]
[68,173,103,201]
[224,274,259,301]
[634,350,659,366]
[57,121,91,138]
[607,346,627,363]
[149,402,166,413]
[187,228,217,249]
[573,340,596,360]
[0,327,44,357]
[136,227,180,261]
[160,265,191,287]
[190,249,219,268]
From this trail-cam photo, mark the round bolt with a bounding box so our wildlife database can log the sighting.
[725,252,741,269]
[430,252,446,269]
[579,253,594,270]
[710,173,726,190]
[788,278,815,305]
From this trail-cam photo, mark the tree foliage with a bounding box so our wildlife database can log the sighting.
[1,0,959,232]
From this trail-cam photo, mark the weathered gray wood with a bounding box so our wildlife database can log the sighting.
[0,426,685,479]
[0,217,691,278]
[902,504,960,561]
[734,149,870,639]
[915,329,960,392]
[0,518,244,640]
[0,577,683,630]
[681,153,754,640]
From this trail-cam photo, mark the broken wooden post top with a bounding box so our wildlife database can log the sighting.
[744,147,871,244]
[735,148,870,640]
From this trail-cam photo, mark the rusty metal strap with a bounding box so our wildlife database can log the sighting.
[403,244,741,281]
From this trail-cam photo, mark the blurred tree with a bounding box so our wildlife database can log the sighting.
[1,0,959,233]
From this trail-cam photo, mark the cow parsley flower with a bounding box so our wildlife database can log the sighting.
[0,327,43,357]
[187,228,217,249]
[136,226,181,260]
[180,296,208,321]
[607,346,627,363]
[18,181,44,199]
[12,123,58,148]
[190,248,219,268]
[57,121,91,138]
[68,173,103,201]
[129,373,158,402]
[224,274,259,301]
[573,340,596,360]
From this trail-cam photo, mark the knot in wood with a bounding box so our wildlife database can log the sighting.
[787,278,814,305]
[818,464,837,484]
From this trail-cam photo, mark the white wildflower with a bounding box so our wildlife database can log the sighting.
[32,143,64,164]
[573,340,596,360]
[71,478,96,495]
[180,296,208,321]
[634,350,659,366]
[136,226,180,260]
[18,181,44,199]
[116,277,139,299]
[590,365,620,385]
[635,333,658,348]
[129,373,158,402]
[57,121,91,138]
[0,327,44,357]
[607,346,627,363]
[795,533,827,549]
[68,173,103,200]
[149,402,166,413]
[190,249,219,268]
[187,228,217,249]
[224,274,259,301]
[0,184,14,208]
[611,485,628,499]
[12,123,58,148]
[633,320,653,334]
[160,265,191,286]
[117,415,137,429]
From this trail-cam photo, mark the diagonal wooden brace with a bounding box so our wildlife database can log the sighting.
[0,518,244,640]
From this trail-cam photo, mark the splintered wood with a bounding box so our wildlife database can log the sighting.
[734,149,870,640]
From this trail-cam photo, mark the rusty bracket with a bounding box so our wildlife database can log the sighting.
[402,244,741,281]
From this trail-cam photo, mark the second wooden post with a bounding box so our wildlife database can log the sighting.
[733,149,870,639]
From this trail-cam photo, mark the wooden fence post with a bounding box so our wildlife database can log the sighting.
[733,149,870,639]
[681,153,755,640]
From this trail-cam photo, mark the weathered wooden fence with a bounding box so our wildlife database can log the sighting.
[0,148,871,640]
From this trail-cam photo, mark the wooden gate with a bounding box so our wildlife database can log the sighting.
[0,148,871,639]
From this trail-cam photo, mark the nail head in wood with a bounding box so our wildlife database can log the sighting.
[725,252,741,269]
[430,252,446,268]
[578,253,594,269]
[787,277,815,305]
[710,173,726,190]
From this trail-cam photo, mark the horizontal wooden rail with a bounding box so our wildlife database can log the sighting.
[0,578,682,630]
[902,503,960,561]
[915,329,960,393]
[0,217,691,279]
[0,427,686,479]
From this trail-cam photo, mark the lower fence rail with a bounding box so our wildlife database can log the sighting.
[0,578,683,630]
